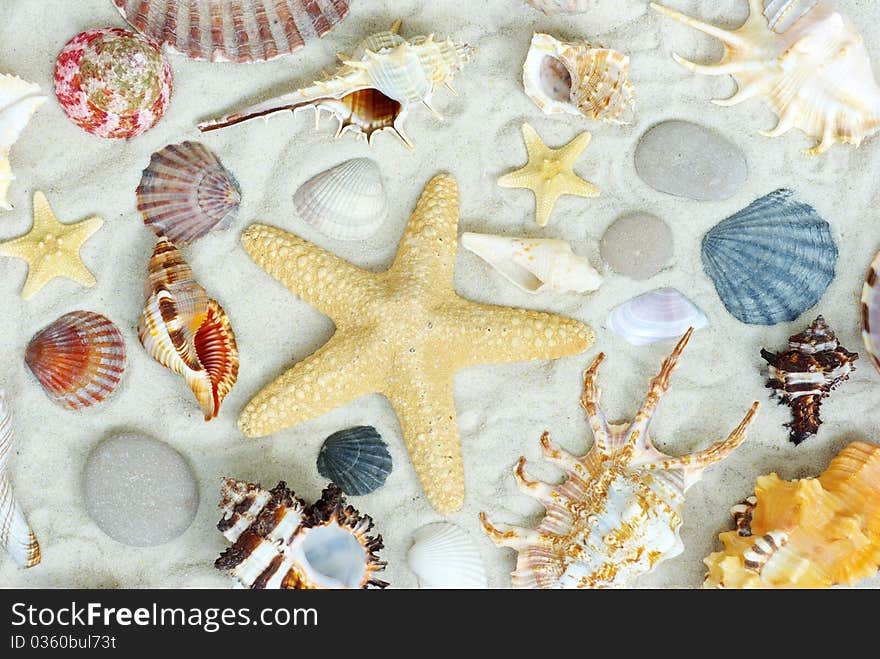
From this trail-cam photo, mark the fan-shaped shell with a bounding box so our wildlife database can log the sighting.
[54,28,173,139]
[407,523,487,589]
[860,250,880,376]
[0,74,46,211]
[25,311,126,410]
[112,0,351,63]
[316,426,392,496]
[607,288,707,346]
[293,159,387,241]
[701,189,837,326]
[0,390,40,568]
[137,141,241,244]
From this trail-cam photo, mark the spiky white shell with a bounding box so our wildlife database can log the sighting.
[407,523,487,589]
[0,74,45,211]
[607,288,708,346]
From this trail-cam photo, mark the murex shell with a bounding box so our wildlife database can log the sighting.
[608,287,707,346]
[293,159,387,241]
[701,189,837,326]
[481,329,760,588]
[408,522,487,589]
[138,237,238,420]
[761,316,857,445]
[198,21,475,149]
[216,479,387,589]
[137,141,241,244]
[523,33,635,124]
[859,249,880,377]
[316,426,392,496]
[112,0,351,63]
[704,441,880,588]
[54,28,173,139]
[0,74,46,211]
[0,390,40,568]
[25,311,126,410]
[461,232,602,294]
[652,0,880,155]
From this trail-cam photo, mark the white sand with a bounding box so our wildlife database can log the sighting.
[1,0,879,589]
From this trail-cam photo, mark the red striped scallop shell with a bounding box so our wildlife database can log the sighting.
[112,0,351,63]
[25,312,126,410]
[137,142,241,244]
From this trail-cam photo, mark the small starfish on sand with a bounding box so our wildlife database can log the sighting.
[0,191,103,299]
[498,123,600,227]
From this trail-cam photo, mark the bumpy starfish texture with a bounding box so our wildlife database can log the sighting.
[0,191,103,299]
[498,123,600,227]
[240,175,594,514]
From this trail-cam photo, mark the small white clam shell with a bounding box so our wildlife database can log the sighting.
[407,523,487,588]
[293,159,387,241]
[607,287,708,346]
[461,232,602,294]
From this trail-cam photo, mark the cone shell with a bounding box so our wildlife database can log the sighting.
[701,189,837,326]
[137,141,241,244]
[216,480,387,589]
[0,74,46,211]
[607,288,707,346]
[293,159,387,241]
[112,0,351,63]
[316,426,392,496]
[860,250,880,376]
[704,442,880,588]
[54,28,172,139]
[25,311,126,410]
[0,390,40,568]
[407,523,487,588]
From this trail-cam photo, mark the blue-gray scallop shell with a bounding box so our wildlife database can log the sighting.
[316,426,392,496]
[701,189,837,326]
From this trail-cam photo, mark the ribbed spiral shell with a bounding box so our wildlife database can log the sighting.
[316,426,392,496]
[0,390,40,568]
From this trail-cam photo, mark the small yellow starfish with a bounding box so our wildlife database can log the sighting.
[0,191,103,299]
[498,123,600,227]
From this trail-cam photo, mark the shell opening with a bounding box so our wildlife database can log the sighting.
[299,523,368,588]
[539,55,573,102]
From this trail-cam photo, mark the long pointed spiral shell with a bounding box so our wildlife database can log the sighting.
[0,390,40,568]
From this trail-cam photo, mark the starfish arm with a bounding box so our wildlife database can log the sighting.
[19,263,53,300]
[520,123,546,161]
[65,216,103,244]
[238,330,386,438]
[559,131,592,165]
[561,175,601,199]
[496,166,534,191]
[241,224,377,321]
[535,186,561,228]
[30,191,55,231]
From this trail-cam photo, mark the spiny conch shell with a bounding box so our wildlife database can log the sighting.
[197,21,475,150]
[523,33,635,124]
[526,0,590,14]
[0,74,45,211]
[216,479,388,589]
[137,237,238,420]
[704,441,880,588]
[701,189,837,326]
[761,316,857,445]
[112,0,351,63]
[316,426,392,496]
[293,159,387,241]
[407,523,488,589]
[461,232,603,294]
[651,0,880,155]
[607,287,708,346]
[860,249,880,377]
[137,141,241,244]
[25,311,126,410]
[481,328,760,588]
[0,390,40,568]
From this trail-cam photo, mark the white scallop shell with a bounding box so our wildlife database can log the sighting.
[407,523,487,589]
[0,74,46,211]
[293,159,387,241]
[607,287,708,346]
[461,232,602,294]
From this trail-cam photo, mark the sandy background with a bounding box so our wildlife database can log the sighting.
[1,0,879,589]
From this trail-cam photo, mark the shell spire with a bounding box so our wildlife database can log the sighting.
[0,390,40,568]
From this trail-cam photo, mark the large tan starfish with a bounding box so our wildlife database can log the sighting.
[0,191,103,299]
[240,175,594,514]
[498,123,600,227]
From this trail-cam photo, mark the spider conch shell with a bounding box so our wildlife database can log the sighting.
[523,33,635,124]
[198,21,474,150]
[138,237,239,421]
[703,441,880,588]
[481,328,759,588]
[0,74,45,211]
[651,0,880,155]
[0,389,40,568]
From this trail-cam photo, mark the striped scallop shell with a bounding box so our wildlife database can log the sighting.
[293,159,387,241]
[0,389,40,568]
[25,311,126,410]
[316,426,392,496]
[701,189,837,326]
[137,141,241,244]
[407,523,487,588]
[607,288,707,346]
[860,250,880,376]
[112,0,351,63]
